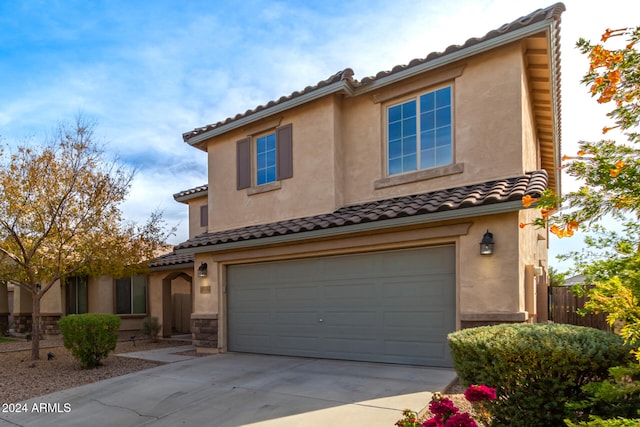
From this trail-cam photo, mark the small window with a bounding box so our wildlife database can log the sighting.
[65,276,88,315]
[200,204,208,227]
[236,123,293,190]
[256,133,277,185]
[387,86,452,175]
[115,275,147,315]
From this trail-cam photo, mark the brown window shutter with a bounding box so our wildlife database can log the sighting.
[276,123,293,180]
[236,137,251,190]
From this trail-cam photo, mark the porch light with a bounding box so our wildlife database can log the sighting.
[480,230,494,255]
[198,262,208,278]
[35,283,41,293]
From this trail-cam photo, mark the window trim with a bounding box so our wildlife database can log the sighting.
[385,84,454,177]
[374,162,464,189]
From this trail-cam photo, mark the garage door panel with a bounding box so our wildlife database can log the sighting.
[274,286,320,308]
[274,311,320,325]
[384,310,450,328]
[228,246,455,367]
[323,338,379,357]
[384,275,453,298]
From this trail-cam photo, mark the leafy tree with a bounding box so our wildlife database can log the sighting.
[549,266,567,287]
[0,116,172,360]
[521,27,640,360]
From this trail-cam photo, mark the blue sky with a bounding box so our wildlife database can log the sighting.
[1,0,639,270]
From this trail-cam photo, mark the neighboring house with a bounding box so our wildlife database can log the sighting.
[565,274,586,286]
[161,3,565,368]
[4,273,157,335]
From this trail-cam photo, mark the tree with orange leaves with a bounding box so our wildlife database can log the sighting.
[525,27,640,362]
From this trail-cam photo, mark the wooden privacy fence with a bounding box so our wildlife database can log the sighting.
[549,286,611,332]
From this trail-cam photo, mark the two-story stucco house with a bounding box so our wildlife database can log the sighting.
[152,3,564,368]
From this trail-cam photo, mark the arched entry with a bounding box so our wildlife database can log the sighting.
[161,272,193,338]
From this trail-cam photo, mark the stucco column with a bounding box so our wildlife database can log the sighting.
[0,282,9,334]
[192,257,219,353]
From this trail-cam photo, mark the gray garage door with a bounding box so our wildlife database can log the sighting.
[227,245,455,367]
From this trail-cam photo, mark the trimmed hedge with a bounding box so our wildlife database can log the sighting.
[448,323,631,427]
[59,314,121,369]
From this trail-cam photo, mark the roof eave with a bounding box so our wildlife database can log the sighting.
[175,200,526,255]
[356,20,555,96]
[174,189,209,203]
[185,80,356,146]
[149,261,195,272]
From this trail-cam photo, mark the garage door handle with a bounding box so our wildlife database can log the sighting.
[318,318,324,323]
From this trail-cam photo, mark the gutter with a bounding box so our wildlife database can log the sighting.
[174,200,525,255]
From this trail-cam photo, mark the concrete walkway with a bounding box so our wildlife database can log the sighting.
[1,351,456,427]
[116,345,197,363]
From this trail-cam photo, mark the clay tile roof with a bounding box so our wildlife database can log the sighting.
[359,3,565,84]
[182,69,356,142]
[182,3,564,143]
[149,251,194,269]
[173,184,208,202]
[176,170,548,252]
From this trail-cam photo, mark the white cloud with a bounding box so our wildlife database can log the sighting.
[3,0,640,258]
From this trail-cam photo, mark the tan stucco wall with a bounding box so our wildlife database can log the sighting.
[206,96,342,232]
[187,213,540,351]
[344,44,527,205]
[459,213,524,316]
[148,268,193,331]
[148,272,163,322]
[187,195,208,238]
[40,280,62,314]
[521,57,541,173]
[12,285,30,314]
[202,42,530,233]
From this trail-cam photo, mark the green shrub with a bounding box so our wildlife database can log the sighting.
[448,323,631,427]
[566,416,640,427]
[59,314,121,368]
[568,364,640,421]
[141,316,161,342]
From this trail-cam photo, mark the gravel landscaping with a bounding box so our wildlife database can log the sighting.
[0,335,191,403]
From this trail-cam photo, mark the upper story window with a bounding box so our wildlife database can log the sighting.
[387,86,452,175]
[237,123,293,190]
[256,133,277,185]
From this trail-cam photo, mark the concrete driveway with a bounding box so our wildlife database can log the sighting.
[1,352,456,427]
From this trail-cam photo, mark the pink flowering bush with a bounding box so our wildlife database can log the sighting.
[463,384,496,403]
[395,384,496,427]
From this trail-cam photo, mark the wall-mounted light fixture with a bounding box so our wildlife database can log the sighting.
[480,230,495,255]
[197,262,208,278]
[35,283,41,293]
